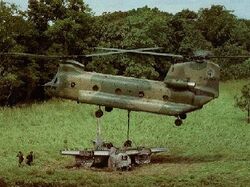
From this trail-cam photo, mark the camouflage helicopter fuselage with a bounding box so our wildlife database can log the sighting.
[45,60,220,118]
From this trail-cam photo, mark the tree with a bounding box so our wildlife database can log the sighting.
[0,1,34,105]
[45,0,93,55]
[1,0,94,106]
[197,5,237,48]
[25,0,93,102]
[235,83,250,123]
[1,1,250,106]
[91,6,173,79]
[169,9,212,54]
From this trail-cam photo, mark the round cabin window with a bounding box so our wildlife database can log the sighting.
[163,95,169,101]
[115,88,122,95]
[53,78,58,84]
[71,82,76,88]
[138,91,144,98]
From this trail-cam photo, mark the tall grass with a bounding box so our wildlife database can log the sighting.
[0,80,249,186]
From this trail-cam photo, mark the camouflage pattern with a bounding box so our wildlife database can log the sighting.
[45,60,220,117]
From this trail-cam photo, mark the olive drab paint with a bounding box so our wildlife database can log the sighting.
[45,59,220,117]
[2,48,249,125]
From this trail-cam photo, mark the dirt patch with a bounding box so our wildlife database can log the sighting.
[151,154,224,164]
[0,178,7,187]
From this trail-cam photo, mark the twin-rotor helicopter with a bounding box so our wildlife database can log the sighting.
[1,48,249,126]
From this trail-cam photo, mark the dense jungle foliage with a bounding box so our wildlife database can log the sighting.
[0,0,250,106]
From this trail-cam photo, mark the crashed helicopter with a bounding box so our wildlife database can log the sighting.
[61,138,167,170]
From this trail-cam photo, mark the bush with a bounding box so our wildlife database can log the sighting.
[221,59,250,80]
[234,83,250,123]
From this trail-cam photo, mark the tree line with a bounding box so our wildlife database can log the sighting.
[0,0,250,106]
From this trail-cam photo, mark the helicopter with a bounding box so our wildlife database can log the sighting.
[1,48,249,126]
[42,48,220,126]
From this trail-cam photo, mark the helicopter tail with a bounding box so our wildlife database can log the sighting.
[165,61,220,98]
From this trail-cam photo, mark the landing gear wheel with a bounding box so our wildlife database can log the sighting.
[105,106,113,112]
[175,119,182,126]
[179,113,187,120]
[95,109,103,118]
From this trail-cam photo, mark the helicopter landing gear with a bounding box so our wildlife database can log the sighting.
[174,113,186,126]
[123,110,132,148]
[127,110,131,141]
[95,106,113,117]
[179,113,187,120]
[105,106,113,112]
[95,106,103,118]
[175,118,182,126]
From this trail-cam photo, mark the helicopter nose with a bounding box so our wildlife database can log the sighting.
[43,81,57,88]
[43,81,58,95]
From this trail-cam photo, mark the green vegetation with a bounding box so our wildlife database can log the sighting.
[1,1,250,105]
[0,1,250,185]
[235,83,250,123]
[0,80,249,186]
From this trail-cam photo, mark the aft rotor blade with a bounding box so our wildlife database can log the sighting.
[209,55,250,59]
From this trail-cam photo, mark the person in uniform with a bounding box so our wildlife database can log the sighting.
[16,151,24,167]
[26,151,34,166]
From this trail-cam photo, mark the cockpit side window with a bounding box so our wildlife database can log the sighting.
[53,77,58,84]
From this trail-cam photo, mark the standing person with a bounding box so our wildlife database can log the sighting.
[16,151,24,167]
[26,151,34,166]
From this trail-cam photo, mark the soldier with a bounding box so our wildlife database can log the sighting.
[16,151,24,167]
[26,151,34,166]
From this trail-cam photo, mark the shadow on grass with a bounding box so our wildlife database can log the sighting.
[14,181,77,187]
[151,154,224,164]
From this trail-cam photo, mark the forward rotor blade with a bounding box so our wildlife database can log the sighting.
[95,47,163,52]
[95,48,183,58]
[0,51,131,59]
[0,48,184,60]
[0,52,81,59]
[127,51,184,58]
[135,47,164,51]
[85,51,126,57]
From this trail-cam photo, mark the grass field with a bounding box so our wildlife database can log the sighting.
[0,80,250,187]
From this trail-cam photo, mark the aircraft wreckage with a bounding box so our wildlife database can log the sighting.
[61,118,167,171]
